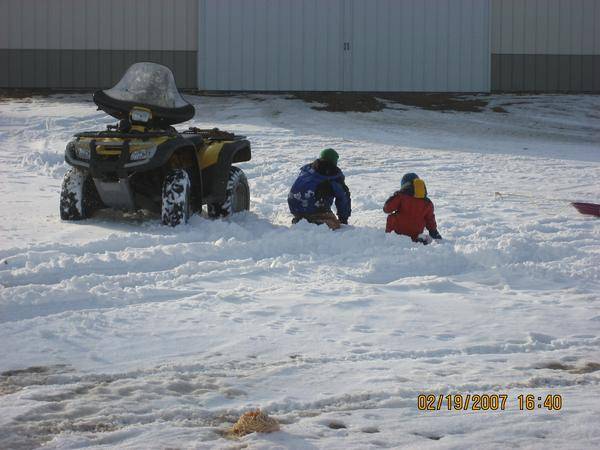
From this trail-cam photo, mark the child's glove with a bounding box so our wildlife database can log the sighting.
[429,229,442,240]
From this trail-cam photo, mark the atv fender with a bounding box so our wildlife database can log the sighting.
[202,140,251,204]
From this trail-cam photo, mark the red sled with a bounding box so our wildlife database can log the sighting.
[571,202,600,217]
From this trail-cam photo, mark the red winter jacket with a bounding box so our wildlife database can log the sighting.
[383,192,437,240]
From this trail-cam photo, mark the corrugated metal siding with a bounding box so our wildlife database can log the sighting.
[491,0,600,92]
[0,0,197,50]
[0,49,197,89]
[492,0,600,55]
[199,0,491,92]
[0,0,198,88]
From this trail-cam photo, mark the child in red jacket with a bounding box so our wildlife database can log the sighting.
[383,173,442,244]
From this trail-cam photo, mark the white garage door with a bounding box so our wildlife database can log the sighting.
[198,0,491,92]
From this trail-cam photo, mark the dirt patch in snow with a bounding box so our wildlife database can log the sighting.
[293,93,387,112]
[326,420,347,429]
[0,365,73,396]
[293,92,490,112]
[536,361,600,374]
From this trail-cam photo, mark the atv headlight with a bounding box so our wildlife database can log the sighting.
[130,107,152,124]
[75,146,90,160]
[130,147,157,161]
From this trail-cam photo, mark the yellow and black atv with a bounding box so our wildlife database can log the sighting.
[60,62,251,226]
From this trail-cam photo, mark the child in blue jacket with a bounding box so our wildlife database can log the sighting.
[288,149,351,230]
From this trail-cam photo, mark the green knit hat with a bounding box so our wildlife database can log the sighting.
[319,148,339,166]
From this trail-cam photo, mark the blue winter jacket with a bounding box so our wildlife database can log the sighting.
[288,160,351,221]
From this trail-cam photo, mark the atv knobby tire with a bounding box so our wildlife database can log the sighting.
[208,166,250,218]
[162,169,191,226]
[60,167,102,220]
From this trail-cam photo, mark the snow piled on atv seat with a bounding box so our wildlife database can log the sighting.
[0,93,599,449]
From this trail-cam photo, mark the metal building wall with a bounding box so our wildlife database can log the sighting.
[198,0,491,92]
[0,0,198,89]
[345,0,490,92]
[491,0,600,92]
[199,0,346,91]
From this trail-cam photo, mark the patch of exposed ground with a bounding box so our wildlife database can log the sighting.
[536,361,600,374]
[0,88,503,113]
[0,365,74,396]
[293,92,491,112]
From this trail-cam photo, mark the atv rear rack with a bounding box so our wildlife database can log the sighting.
[183,127,245,141]
[75,129,177,140]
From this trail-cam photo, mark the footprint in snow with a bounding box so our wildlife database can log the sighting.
[350,325,375,333]
[435,333,456,341]
[413,432,443,441]
[350,348,369,354]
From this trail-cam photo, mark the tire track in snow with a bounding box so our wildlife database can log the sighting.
[2,216,597,323]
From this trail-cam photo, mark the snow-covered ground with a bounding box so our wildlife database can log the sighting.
[0,93,599,449]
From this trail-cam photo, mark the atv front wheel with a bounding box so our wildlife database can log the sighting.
[162,169,191,226]
[208,166,250,218]
[60,167,102,220]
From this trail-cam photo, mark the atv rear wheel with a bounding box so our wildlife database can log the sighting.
[162,169,191,226]
[207,166,250,218]
[60,167,102,220]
